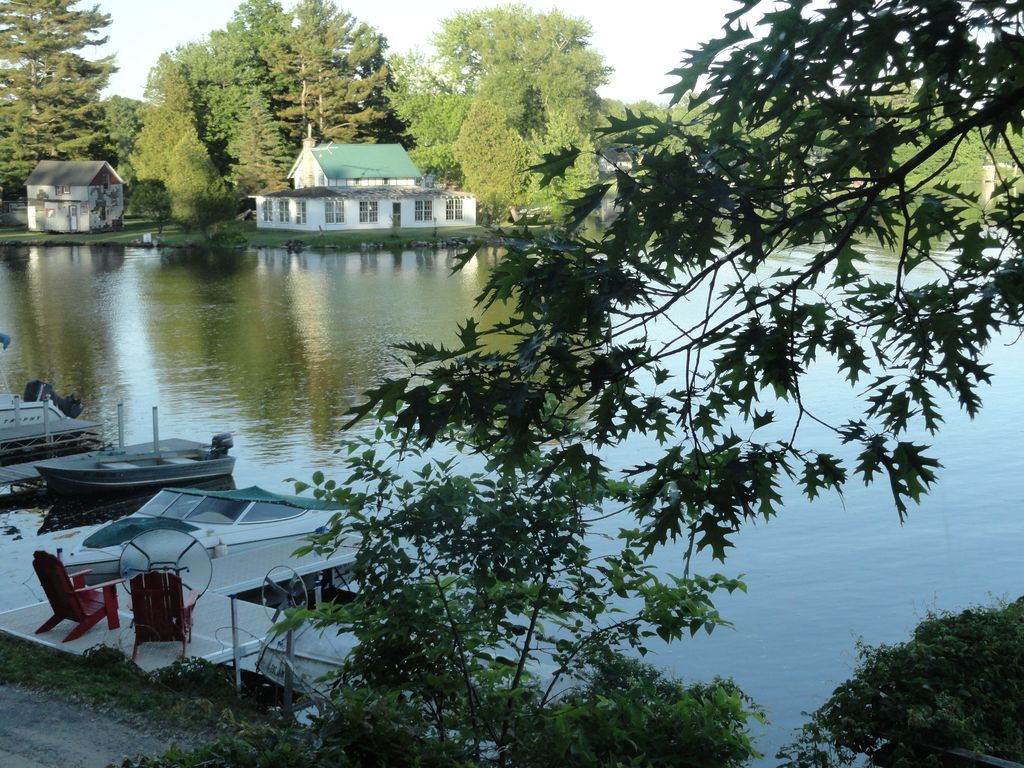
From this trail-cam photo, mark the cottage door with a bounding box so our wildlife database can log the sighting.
[68,206,79,232]
[392,202,401,227]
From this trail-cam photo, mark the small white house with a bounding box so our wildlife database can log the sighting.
[254,139,476,232]
[26,160,125,233]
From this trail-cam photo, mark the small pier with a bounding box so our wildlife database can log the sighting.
[0,417,103,467]
[0,537,359,673]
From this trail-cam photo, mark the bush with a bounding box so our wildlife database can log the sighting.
[779,599,1024,767]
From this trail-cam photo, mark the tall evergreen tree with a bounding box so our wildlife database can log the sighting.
[131,55,198,185]
[229,93,291,195]
[454,100,529,222]
[0,0,115,193]
[269,0,396,143]
[165,129,236,238]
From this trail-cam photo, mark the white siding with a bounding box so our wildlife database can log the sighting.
[254,193,477,232]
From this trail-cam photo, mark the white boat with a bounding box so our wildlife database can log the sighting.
[63,486,342,582]
[0,332,83,431]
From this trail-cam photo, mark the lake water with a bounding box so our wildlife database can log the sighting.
[0,243,1020,763]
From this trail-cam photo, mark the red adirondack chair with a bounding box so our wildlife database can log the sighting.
[128,571,199,660]
[32,550,121,642]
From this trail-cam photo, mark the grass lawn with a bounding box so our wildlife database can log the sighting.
[0,218,490,249]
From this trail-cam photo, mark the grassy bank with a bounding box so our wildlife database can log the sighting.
[0,218,489,249]
[0,633,269,733]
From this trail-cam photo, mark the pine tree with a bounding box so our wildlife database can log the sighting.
[269,0,395,143]
[229,94,292,196]
[0,0,115,192]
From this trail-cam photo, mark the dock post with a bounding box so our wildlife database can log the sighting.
[13,395,19,426]
[117,403,125,449]
[152,406,159,453]
[284,629,295,711]
[230,594,242,692]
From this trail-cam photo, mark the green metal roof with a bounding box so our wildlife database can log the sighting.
[306,143,421,180]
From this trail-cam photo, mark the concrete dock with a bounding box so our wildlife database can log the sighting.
[0,537,359,673]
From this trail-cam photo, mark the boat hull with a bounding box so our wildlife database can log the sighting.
[37,455,236,495]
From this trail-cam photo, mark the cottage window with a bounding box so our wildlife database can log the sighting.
[415,200,432,221]
[359,201,378,223]
[325,199,345,224]
[445,198,463,221]
[316,171,326,187]
[277,200,290,222]
[296,200,307,224]
[260,200,273,223]
[55,185,69,196]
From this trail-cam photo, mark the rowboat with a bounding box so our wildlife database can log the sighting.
[34,435,235,495]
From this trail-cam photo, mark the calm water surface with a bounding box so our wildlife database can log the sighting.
[0,243,1020,763]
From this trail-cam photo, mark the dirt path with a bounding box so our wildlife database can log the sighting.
[0,684,197,768]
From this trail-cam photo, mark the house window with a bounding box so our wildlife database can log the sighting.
[415,200,432,221]
[325,199,345,224]
[55,185,69,195]
[296,200,307,224]
[277,200,290,222]
[359,201,378,223]
[261,200,273,222]
[445,198,463,221]
[316,171,326,186]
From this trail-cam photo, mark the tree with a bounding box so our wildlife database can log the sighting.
[131,55,199,185]
[164,130,236,238]
[390,51,471,185]
[0,0,115,192]
[433,5,607,140]
[269,0,397,143]
[453,100,529,222]
[126,180,172,234]
[229,94,291,196]
[101,95,142,183]
[355,0,1024,554]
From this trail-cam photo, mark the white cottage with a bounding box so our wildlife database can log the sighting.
[26,160,125,233]
[254,139,476,232]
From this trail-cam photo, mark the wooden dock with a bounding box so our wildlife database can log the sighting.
[0,537,359,673]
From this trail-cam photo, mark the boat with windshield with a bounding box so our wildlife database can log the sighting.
[63,486,342,581]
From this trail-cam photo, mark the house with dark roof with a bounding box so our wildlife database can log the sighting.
[254,138,476,232]
[26,160,124,233]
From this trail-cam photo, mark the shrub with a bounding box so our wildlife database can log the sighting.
[779,599,1024,767]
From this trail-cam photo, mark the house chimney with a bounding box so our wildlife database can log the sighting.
[302,124,317,188]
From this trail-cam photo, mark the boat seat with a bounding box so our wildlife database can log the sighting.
[100,461,139,470]
[162,457,197,465]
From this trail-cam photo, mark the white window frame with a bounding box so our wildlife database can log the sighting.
[55,185,69,196]
[277,200,290,222]
[445,198,463,221]
[296,200,307,224]
[359,200,378,223]
[415,199,432,222]
[260,200,273,222]
[325,199,345,224]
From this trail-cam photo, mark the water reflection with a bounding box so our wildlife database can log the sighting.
[0,244,504,487]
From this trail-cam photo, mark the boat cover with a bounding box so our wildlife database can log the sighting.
[82,517,200,548]
[162,485,342,511]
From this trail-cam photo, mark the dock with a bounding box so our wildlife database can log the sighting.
[0,417,103,467]
[0,537,359,673]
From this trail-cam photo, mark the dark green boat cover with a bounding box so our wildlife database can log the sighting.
[83,518,200,548]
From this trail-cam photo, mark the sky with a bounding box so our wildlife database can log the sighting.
[93,0,739,104]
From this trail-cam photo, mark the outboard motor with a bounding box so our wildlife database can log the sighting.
[23,380,83,418]
[210,432,234,457]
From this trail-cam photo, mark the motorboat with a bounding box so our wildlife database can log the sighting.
[34,434,235,495]
[0,381,83,430]
[63,485,342,582]
[0,332,83,431]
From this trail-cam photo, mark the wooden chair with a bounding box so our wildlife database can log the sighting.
[128,571,199,660]
[32,550,121,642]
